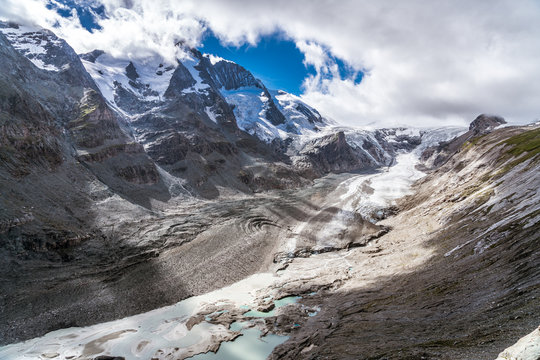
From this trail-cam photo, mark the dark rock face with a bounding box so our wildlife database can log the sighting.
[294,132,368,176]
[295,103,322,124]
[209,59,262,90]
[469,113,506,134]
[164,61,196,96]
[0,27,169,261]
[125,61,139,82]
[67,89,127,148]
[80,49,105,63]
[65,89,163,193]
[0,23,96,93]
[261,89,286,126]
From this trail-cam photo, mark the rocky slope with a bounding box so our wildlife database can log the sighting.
[267,123,540,359]
[420,113,507,169]
[1,120,536,360]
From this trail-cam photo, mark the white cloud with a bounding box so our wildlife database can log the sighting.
[295,41,329,72]
[1,0,540,127]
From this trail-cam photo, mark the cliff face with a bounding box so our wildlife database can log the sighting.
[0,27,168,263]
[293,132,372,176]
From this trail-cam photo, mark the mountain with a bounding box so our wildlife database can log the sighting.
[0,20,537,360]
[0,21,437,342]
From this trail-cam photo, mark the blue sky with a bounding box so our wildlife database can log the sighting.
[46,0,104,32]
[201,31,363,94]
[201,31,310,94]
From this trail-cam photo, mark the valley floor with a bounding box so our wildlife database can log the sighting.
[1,127,539,360]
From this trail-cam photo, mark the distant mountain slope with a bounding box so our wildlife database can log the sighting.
[273,123,540,359]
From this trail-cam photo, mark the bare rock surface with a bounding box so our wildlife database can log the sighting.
[496,326,540,360]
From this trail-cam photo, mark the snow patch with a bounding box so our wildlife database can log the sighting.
[203,53,234,65]
[221,87,328,143]
[222,87,287,142]
[181,56,211,93]
[205,107,218,123]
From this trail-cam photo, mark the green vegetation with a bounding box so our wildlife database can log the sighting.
[504,127,540,157]
[460,184,483,198]
[491,128,540,179]
[475,188,494,204]
[461,134,486,152]
[78,102,98,120]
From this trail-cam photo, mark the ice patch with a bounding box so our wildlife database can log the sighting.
[205,107,218,123]
[222,87,325,143]
[222,87,286,142]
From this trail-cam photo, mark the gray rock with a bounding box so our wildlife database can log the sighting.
[79,49,105,63]
[125,61,139,82]
[469,113,506,134]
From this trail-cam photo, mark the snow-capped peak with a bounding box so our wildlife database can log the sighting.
[80,52,177,107]
[0,23,63,72]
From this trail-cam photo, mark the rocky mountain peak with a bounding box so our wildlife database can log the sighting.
[469,114,506,134]
[79,49,104,63]
[125,61,140,82]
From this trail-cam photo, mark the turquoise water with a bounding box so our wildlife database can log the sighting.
[189,324,288,360]
[188,296,301,359]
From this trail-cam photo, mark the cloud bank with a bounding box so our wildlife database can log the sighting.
[1,0,539,127]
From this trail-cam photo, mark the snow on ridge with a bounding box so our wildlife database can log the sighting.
[0,25,61,72]
[203,53,234,65]
[181,55,211,93]
[220,86,331,143]
[81,53,176,106]
[222,87,286,142]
